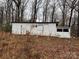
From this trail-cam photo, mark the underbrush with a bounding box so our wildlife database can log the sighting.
[0,32,79,59]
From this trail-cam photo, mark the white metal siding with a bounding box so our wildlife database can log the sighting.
[12,23,71,38]
[30,24,44,35]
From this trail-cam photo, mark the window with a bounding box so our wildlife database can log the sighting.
[57,29,62,32]
[63,29,69,32]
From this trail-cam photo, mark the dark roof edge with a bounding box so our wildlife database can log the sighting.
[11,22,59,24]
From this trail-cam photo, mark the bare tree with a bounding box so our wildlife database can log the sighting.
[51,3,56,22]
[43,0,50,22]
[5,0,13,23]
[20,0,29,21]
[67,0,78,27]
[58,0,68,26]
[31,0,42,22]
[77,1,79,36]
[50,0,57,22]
[11,1,15,22]
[12,0,21,22]
[12,0,29,22]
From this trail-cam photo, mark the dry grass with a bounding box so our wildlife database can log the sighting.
[0,32,79,59]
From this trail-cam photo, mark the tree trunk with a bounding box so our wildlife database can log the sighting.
[33,0,37,22]
[69,9,73,27]
[12,6,14,22]
[51,5,55,22]
[62,11,65,26]
[17,7,20,22]
[21,9,24,22]
[77,1,79,36]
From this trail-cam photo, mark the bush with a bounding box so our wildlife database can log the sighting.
[3,23,12,32]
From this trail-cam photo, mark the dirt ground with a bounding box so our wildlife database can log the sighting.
[0,32,79,59]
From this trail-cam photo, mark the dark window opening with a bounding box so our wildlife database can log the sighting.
[57,29,62,32]
[63,29,69,32]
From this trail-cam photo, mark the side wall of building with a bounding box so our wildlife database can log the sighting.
[12,23,70,38]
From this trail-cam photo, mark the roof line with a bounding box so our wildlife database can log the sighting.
[11,22,59,23]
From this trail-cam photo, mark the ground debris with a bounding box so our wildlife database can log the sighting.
[0,32,79,59]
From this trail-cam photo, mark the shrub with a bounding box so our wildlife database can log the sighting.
[3,23,12,32]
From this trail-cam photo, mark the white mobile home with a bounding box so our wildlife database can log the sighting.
[12,22,70,38]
